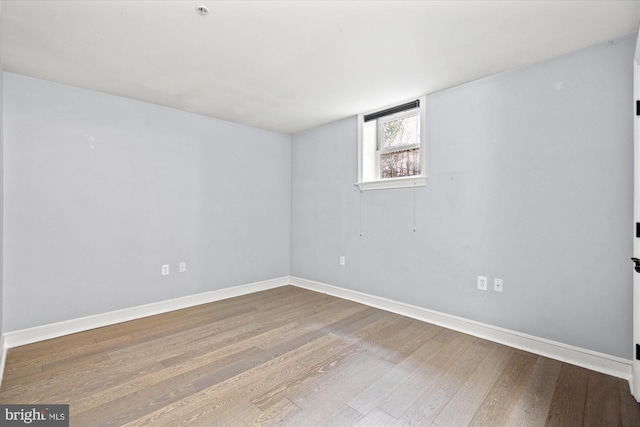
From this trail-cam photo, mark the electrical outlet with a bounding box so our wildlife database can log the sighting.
[340,256,346,266]
[162,264,169,275]
[477,276,487,291]
[179,262,186,273]
[494,278,503,292]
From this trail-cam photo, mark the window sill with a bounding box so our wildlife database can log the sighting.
[356,176,427,191]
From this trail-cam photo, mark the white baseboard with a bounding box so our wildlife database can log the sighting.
[2,276,289,349]
[289,276,633,382]
[0,335,6,387]
[1,274,633,391]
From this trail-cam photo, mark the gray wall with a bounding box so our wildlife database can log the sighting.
[2,33,634,360]
[291,34,635,359]
[3,73,291,331]
[0,60,4,339]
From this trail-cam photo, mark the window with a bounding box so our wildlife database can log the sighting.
[357,96,427,190]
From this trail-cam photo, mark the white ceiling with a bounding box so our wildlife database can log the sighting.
[1,1,639,134]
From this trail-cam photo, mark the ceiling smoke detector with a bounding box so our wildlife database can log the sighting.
[195,5,209,16]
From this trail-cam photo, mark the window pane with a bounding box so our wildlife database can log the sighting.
[380,148,421,178]
[381,114,420,149]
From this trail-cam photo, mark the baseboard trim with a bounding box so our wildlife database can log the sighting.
[2,276,289,349]
[2,275,632,389]
[289,276,633,382]
[0,335,6,387]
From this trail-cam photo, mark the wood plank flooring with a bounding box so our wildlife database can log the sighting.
[0,285,639,426]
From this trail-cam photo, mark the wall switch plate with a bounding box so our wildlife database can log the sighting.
[477,276,488,291]
[339,256,346,266]
[494,278,503,292]
[162,264,169,275]
[179,262,186,273]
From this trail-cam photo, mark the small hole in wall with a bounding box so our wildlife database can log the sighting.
[196,5,209,16]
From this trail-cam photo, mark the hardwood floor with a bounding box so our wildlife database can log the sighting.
[1,285,639,426]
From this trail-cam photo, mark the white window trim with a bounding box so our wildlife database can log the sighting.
[356,176,427,191]
[357,95,427,191]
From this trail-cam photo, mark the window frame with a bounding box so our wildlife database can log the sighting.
[357,95,427,191]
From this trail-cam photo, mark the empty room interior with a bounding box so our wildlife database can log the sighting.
[2,0,640,425]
